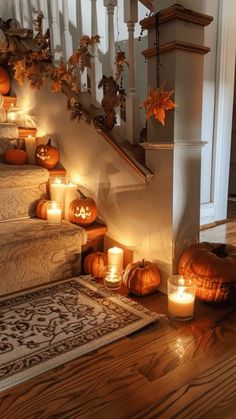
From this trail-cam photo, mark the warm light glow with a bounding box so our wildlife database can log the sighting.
[47,201,62,224]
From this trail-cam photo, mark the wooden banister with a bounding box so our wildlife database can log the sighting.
[139,0,153,12]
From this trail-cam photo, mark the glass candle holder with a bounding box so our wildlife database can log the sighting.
[49,176,67,216]
[167,275,196,321]
[46,201,62,224]
[103,266,123,290]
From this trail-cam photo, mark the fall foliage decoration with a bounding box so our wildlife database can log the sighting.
[142,86,176,126]
[178,242,236,303]
[4,148,28,165]
[123,259,161,296]
[69,189,98,226]
[0,66,11,94]
[35,138,59,169]
[35,198,48,219]
[83,251,108,278]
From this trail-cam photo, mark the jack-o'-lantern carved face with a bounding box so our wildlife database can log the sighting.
[35,138,59,169]
[69,190,97,226]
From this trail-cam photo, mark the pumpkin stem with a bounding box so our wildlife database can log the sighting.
[213,244,228,258]
[140,259,145,268]
[77,189,87,199]
[47,138,52,147]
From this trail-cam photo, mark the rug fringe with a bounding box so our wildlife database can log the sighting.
[79,275,162,321]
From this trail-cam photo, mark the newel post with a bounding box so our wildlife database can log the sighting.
[140,4,213,292]
[124,0,141,144]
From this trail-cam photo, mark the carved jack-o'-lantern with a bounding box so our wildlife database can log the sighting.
[69,190,98,226]
[35,138,59,169]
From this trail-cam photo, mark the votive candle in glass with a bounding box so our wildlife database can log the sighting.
[167,275,196,321]
[103,266,123,290]
[47,201,62,224]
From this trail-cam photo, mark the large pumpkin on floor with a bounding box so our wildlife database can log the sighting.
[35,139,59,169]
[123,259,161,296]
[0,67,10,95]
[36,199,49,219]
[69,190,97,226]
[4,149,28,165]
[84,251,108,278]
[178,242,236,303]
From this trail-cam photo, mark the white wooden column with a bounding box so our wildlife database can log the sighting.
[39,0,49,31]
[103,0,117,75]
[62,0,73,61]
[49,0,63,63]
[124,0,141,144]
[76,0,87,91]
[13,0,22,24]
[141,4,212,292]
[90,0,103,105]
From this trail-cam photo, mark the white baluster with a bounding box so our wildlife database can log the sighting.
[124,0,141,143]
[21,0,33,29]
[49,0,63,64]
[62,0,73,62]
[103,0,117,75]
[39,0,49,31]
[76,0,87,91]
[90,0,103,105]
[13,0,22,25]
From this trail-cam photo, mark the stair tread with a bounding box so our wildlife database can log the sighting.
[0,218,87,253]
[0,163,49,187]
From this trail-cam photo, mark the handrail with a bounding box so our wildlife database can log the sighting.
[138,0,153,12]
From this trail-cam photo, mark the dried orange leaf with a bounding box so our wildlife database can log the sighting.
[143,87,176,125]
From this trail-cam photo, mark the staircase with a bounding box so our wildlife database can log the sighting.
[0,97,108,297]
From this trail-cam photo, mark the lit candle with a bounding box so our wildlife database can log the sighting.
[25,135,36,164]
[104,266,122,290]
[50,177,66,216]
[47,201,62,224]
[167,276,196,321]
[108,247,124,269]
[64,183,78,220]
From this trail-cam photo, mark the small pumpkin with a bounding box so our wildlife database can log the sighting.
[36,199,49,219]
[123,259,161,296]
[35,138,59,169]
[69,190,98,226]
[178,242,236,303]
[4,148,28,165]
[83,251,108,278]
[0,67,10,95]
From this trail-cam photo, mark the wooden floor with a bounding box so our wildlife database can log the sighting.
[0,209,236,418]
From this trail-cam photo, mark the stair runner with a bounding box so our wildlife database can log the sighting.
[0,124,88,295]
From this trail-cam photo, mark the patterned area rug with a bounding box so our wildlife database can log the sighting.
[0,276,160,391]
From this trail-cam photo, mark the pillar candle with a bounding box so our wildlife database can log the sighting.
[50,178,66,216]
[108,247,124,269]
[47,201,62,224]
[64,183,78,220]
[25,135,36,164]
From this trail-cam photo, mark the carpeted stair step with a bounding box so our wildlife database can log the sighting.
[0,164,49,221]
[0,218,87,296]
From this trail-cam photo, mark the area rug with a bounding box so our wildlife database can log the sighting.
[0,276,160,391]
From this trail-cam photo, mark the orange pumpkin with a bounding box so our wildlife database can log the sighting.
[36,199,48,219]
[69,190,98,226]
[0,67,10,95]
[35,139,59,169]
[178,242,236,303]
[4,149,28,165]
[83,252,108,278]
[123,259,161,296]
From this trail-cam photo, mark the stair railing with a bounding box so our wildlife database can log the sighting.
[12,0,151,143]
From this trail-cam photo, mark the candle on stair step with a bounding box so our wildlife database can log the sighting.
[47,201,62,224]
[64,183,78,220]
[25,135,36,164]
[50,177,66,216]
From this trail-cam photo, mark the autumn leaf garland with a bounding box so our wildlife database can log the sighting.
[142,86,177,126]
